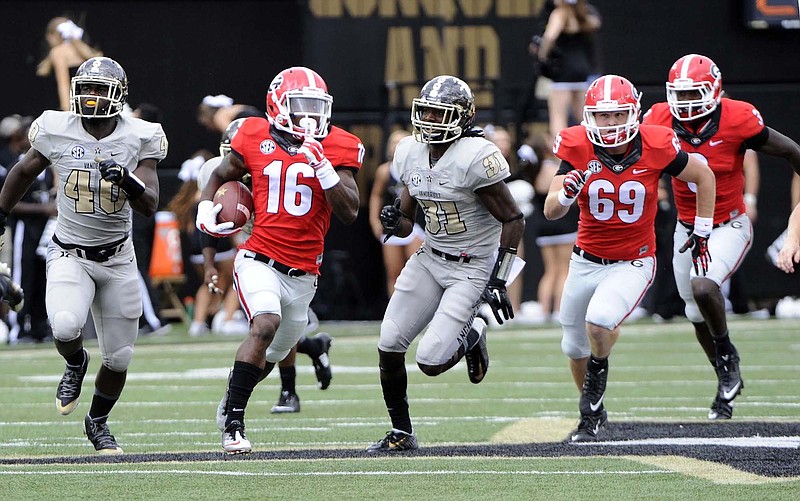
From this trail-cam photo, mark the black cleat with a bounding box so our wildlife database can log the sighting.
[578,367,608,418]
[708,394,734,420]
[271,390,300,413]
[716,352,743,403]
[366,430,419,453]
[464,317,488,384]
[569,409,608,442]
[84,415,123,455]
[56,349,90,415]
[310,332,333,390]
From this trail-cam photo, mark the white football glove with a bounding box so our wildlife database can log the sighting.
[195,200,237,237]
[297,137,340,190]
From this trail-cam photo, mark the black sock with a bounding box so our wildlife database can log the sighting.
[279,365,296,394]
[65,348,86,368]
[713,331,736,358]
[258,362,276,382]
[226,361,262,425]
[88,392,117,423]
[379,350,412,434]
[588,354,608,374]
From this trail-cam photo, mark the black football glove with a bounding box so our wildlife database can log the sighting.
[481,279,514,325]
[97,157,146,199]
[380,198,403,243]
[481,247,517,324]
[98,158,125,184]
[679,233,711,276]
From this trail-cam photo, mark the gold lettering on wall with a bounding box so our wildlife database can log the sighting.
[378,0,421,16]
[384,25,500,108]
[385,27,417,85]
[309,0,543,18]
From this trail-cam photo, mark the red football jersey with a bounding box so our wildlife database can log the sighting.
[642,98,765,224]
[554,124,683,260]
[231,118,363,274]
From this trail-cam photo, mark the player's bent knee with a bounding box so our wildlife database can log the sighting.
[561,336,589,360]
[684,303,704,323]
[105,345,133,372]
[378,319,405,352]
[417,362,446,377]
[50,311,83,342]
[586,310,618,332]
[266,348,291,364]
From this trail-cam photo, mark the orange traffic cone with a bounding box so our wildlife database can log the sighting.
[150,211,183,278]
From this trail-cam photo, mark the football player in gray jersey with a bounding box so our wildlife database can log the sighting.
[366,75,525,452]
[0,57,168,454]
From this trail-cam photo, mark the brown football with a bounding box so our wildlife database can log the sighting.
[213,181,254,229]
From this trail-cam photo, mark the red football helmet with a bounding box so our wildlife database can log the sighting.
[582,75,641,148]
[265,66,332,138]
[666,54,722,121]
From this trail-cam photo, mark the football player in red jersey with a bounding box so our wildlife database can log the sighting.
[544,75,716,442]
[196,66,363,454]
[642,54,800,420]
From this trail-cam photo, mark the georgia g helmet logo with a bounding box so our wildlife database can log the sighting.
[268,74,284,93]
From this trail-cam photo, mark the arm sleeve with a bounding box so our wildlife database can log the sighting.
[664,150,689,177]
[744,127,769,151]
[555,160,576,176]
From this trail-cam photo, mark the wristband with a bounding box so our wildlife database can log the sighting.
[744,193,757,206]
[693,216,713,238]
[315,160,341,190]
[490,247,517,283]
[120,171,146,200]
[557,189,577,207]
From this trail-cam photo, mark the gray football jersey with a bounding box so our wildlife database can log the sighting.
[29,110,168,245]
[393,135,509,258]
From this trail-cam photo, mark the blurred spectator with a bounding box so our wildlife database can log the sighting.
[368,129,424,297]
[36,16,102,111]
[530,130,577,322]
[130,103,169,335]
[196,94,261,134]
[531,0,601,142]
[167,150,233,337]
[0,114,55,343]
[485,124,535,316]
[0,115,34,169]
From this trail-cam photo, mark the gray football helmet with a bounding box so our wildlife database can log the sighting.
[70,57,128,118]
[411,75,476,144]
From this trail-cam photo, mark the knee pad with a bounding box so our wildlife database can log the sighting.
[561,327,590,360]
[265,347,291,364]
[684,301,704,323]
[105,345,134,372]
[585,306,618,332]
[50,311,83,342]
[378,319,405,353]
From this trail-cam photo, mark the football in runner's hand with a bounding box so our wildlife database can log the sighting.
[213,181,254,229]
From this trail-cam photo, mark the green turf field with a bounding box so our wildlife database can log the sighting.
[0,317,798,500]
